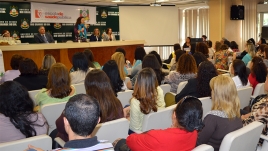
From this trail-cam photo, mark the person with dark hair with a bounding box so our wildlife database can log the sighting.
[14,58,47,91]
[115,96,203,151]
[195,42,209,58]
[163,43,181,68]
[230,59,250,89]
[83,49,101,69]
[207,40,215,59]
[1,54,23,83]
[131,46,147,77]
[149,51,162,66]
[263,45,268,67]
[164,54,197,93]
[248,56,267,91]
[103,28,116,41]
[257,37,266,45]
[0,81,48,143]
[170,50,185,71]
[128,54,164,89]
[224,40,231,48]
[126,68,165,134]
[230,41,239,52]
[197,75,242,151]
[34,26,54,43]
[202,35,207,42]
[2,30,10,37]
[89,28,101,41]
[175,61,218,102]
[26,94,114,151]
[74,17,87,42]
[36,63,76,110]
[256,44,266,58]
[193,52,208,67]
[214,44,235,70]
[183,37,191,50]
[103,60,127,95]
[70,52,93,84]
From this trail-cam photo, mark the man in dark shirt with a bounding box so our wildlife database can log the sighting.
[26,94,113,151]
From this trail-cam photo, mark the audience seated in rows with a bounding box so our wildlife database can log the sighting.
[70,52,93,84]
[27,94,114,151]
[128,54,164,90]
[112,52,128,80]
[56,69,124,142]
[83,49,101,69]
[35,63,76,110]
[163,53,197,93]
[131,46,146,77]
[14,58,47,91]
[115,96,204,151]
[197,75,242,151]
[242,40,256,66]
[175,61,218,102]
[125,68,165,134]
[39,54,56,76]
[230,59,250,89]
[214,44,235,70]
[0,54,23,83]
[0,81,48,143]
[170,50,185,71]
[248,56,267,92]
[103,60,127,95]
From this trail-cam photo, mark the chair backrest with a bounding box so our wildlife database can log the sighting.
[199,97,212,119]
[219,121,264,151]
[237,86,253,108]
[41,102,67,134]
[192,144,214,151]
[117,90,133,107]
[73,83,86,94]
[91,118,129,143]
[28,89,41,105]
[0,135,52,151]
[177,81,188,94]
[142,104,177,132]
[253,83,265,97]
[160,84,171,96]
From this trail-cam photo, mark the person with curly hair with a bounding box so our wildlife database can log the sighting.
[127,68,165,134]
[114,96,204,151]
[195,42,209,58]
[197,75,242,151]
[248,56,267,91]
[175,61,218,103]
[0,81,48,143]
[163,53,197,93]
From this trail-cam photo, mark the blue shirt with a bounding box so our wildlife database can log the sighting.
[242,54,252,66]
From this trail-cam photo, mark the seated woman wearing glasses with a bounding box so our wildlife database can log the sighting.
[114,96,204,151]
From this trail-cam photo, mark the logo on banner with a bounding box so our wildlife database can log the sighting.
[9,6,19,17]
[12,31,20,40]
[54,23,62,29]
[20,18,29,29]
[101,10,107,18]
[35,10,43,18]
[80,9,90,21]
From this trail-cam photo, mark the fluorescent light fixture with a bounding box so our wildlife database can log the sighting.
[156,0,169,2]
[150,3,161,6]
[112,0,124,2]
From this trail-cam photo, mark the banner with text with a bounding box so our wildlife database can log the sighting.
[31,2,96,24]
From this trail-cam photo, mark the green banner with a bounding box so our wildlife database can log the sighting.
[0,2,119,43]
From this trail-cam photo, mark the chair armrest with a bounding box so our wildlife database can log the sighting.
[54,137,66,147]
[131,130,143,134]
[260,134,268,141]
[169,92,176,96]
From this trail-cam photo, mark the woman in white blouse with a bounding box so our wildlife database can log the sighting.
[230,59,250,89]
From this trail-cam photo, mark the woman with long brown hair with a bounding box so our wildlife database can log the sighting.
[128,67,165,134]
[85,69,124,123]
[35,63,76,109]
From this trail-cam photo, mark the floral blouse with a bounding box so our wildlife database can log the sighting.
[214,50,233,70]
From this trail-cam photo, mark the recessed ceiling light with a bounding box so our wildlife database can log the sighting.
[156,0,169,2]
[112,0,124,2]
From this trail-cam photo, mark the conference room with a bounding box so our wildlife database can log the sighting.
[1,0,268,151]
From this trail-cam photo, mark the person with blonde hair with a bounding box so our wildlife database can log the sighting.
[39,54,56,75]
[126,68,165,134]
[242,41,256,66]
[197,75,242,151]
[163,53,197,93]
[111,52,126,81]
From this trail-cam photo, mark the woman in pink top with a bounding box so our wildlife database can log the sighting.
[0,81,48,143]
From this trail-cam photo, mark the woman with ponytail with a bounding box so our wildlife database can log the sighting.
[0,81,48,143]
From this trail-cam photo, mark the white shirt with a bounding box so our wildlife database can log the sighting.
[70,68,93,84]
[1,70,20,83]
[232,75,250,89]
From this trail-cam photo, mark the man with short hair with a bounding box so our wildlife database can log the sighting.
[34,26,54,43]
[26,94,113,151]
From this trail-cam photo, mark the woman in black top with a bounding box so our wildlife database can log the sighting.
[183,37,191,50]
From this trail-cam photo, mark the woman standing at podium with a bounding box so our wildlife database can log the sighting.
[103,28,116,41]
[74,17,87,42]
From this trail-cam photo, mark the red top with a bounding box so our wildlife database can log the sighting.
[126,128,197,151]
[248,73,259,93]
